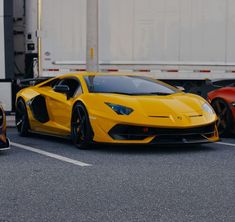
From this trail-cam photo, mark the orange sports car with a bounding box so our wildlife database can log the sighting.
[0,105,10,150]
[208,81,235,136]
[16,73,219,149]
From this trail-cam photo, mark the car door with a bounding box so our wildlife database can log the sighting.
[45,77,82,136]
[31,77,82,137]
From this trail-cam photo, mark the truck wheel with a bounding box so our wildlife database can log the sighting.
[16,98,30,137]
[71,102,93,149]
[211,98,233,136]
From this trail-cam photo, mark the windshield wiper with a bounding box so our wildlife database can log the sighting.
[143,92,173,95]
[95,91,134,95]
[90,91,173,96]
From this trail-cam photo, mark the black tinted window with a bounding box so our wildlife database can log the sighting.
[84,75,176,95]
[58,78,80,97]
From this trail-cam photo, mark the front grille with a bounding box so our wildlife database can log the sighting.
[108,123,216,141]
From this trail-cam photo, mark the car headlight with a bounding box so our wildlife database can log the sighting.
[105,103,133,115]
[202,103,214,114]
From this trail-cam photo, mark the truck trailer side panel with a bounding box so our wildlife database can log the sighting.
[100,0,235,65]
[0,0,5,79]
[40,0,86,75]
[0,0,13,112]
[26,0,235,78]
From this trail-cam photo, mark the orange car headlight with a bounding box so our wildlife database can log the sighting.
[202,103,214,114]
[105,103,134,115]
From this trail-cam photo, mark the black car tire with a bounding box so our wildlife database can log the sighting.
[16,98,30,137]
[71,102,93,149]
[211,98,233,136]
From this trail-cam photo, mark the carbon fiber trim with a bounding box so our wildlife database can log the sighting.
[109,123,216,141]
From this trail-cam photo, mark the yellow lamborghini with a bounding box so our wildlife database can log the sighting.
[0,105,10,151]
[16,73,219,148]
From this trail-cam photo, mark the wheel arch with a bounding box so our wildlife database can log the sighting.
[15,96,28,113]
[16,96,26,105]
[71,99,89,116]
[70,100,93,130]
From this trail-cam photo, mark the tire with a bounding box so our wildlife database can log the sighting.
[15,98,30,137]
[71,102,93,149]
[211,98,233,137]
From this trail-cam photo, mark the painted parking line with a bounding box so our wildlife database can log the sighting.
[216,142,235,147]
[0,147,11,151]
[11,142,92,167]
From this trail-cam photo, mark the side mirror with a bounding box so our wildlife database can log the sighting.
[53,85,70,99]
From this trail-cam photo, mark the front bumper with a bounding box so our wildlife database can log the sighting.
[91,115,219,144]
[108,123,219,144]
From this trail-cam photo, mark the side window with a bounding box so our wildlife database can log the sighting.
[50,79,60,88]
[57,78,82,98]
[75,84,83,96]
[40,78,60,88]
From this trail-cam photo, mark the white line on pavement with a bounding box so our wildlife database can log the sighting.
[0,147,11,151]
[216,142,235,147]
[11,142,92,167]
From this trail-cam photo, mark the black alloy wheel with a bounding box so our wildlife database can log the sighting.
[211,98,233,136]
[71,102,93,149]
[16,98,30,136]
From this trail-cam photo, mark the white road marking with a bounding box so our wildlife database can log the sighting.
[0,147,11,151]
[11,142,92,167]
[216,142,235,147]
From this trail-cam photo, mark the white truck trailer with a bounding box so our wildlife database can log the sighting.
[24,0,235,83]
[0,0,14,112]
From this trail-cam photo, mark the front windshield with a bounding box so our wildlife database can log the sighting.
[84,75,177,95]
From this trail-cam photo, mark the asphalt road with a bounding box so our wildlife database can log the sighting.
[0,128,235,222]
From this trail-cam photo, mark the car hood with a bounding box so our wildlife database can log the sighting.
[94,92,204,115]
[85,92,216,127]
[133,94,203,116]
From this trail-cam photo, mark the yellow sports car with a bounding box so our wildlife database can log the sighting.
[0,105,10,150]
[16,73,219,148]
